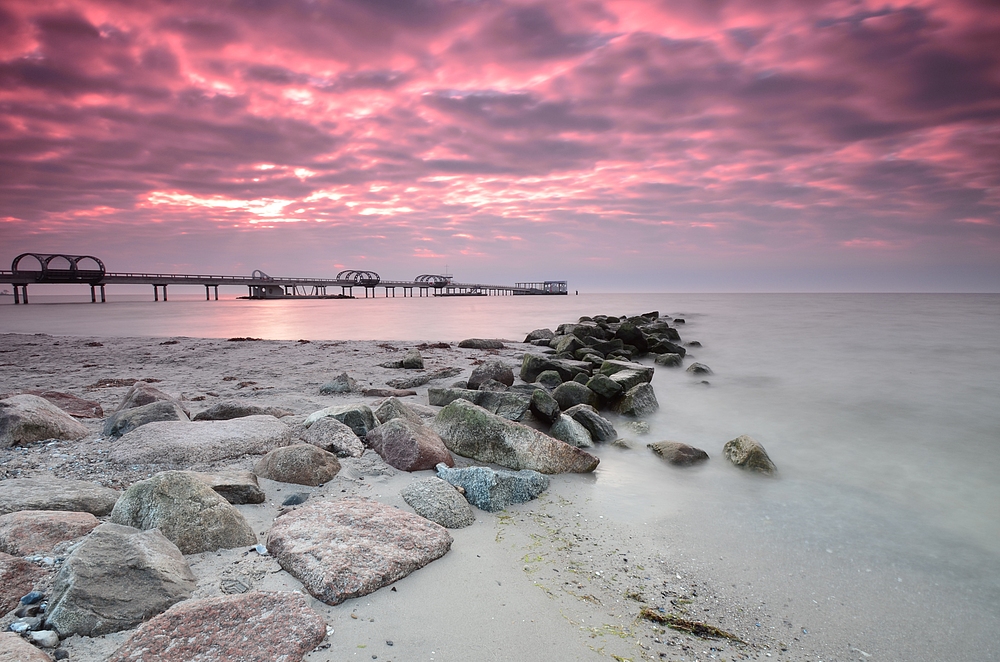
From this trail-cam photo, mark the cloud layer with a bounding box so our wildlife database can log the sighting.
[2,0,998,290]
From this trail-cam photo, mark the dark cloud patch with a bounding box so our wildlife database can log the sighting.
[423,90,613,132]
[159,16,240,47]
[244,65,307,85]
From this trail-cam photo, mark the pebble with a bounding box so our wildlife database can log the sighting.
[54,650,70,660]
[20,591,44,605]
[30,629,60,648]
[282,492,310,506]
[10,616,41,632]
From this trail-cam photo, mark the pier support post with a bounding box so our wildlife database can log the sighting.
[21,285,28,304]
[100,285,106,302]
[214,285,219,300]
[91,285,96,303]
[154,285,159,302]
[13,287,20,304]
[163,285,167,301]
[206,285,211,301]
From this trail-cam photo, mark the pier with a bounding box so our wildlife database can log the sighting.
[1,253,568,303]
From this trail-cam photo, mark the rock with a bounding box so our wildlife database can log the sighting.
[192,402,293,421]
[467,360,515,390]
[28,630,59,648]
[614,322,648,353]
[613,382,659,417]
[519,353,591,383]
[373,397,424,426]
[113,382,185,414]
[103,400,189,437]
[365,419,453,472]
[433,399,599,473]
[551,334,585,356]
[648,441,710,466]
[0,394,90,448]
[401,349,424,369]
[303,416,366,458]
[254,444,341,486]
[458,338,505,349]
[477,378,509,391]
[183,470,265,505]
[536,370,563,388]
[529,389,561,424]
[400,477,475,528]
[723,435,777,475]
[649,339,687,356]
[110,415,292,467]
[654,353,683,367]
[110,471,257,554]
[436,464,549,512]
[564,404,617,442]
[427,388,531,421]
[549,414,593,448]
[552,381,598,411]
[0,477,121,517]
[0,632,51,661]
[0,552,45,616]
[608,368,652,392]
[106,592,326,662]
[0,510,99,556]
[585,373,623,402]
[625,420,650,435]
[523,328,555,342]
[686,341,702,347]
[686,362,713,375]
[266,497,452,605]
[319,372,357,394]
[599,359,654,383]
[0,390,103,418]
[304,404,377,437]
[363,388,418,398]
[45,523,196,637]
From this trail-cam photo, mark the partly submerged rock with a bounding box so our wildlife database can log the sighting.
[686,362,713,375]
[648,441,710,466]
[723,435,777,475]
[564,404,617,442]
[400,477,475,528]
[548,414,593,448]
[254,444,341,486]
[612,383,659,417]
[436,464,549,512]
[0,394,89,448]
[0,477,121,517]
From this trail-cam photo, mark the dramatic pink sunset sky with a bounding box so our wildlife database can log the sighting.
[2,0,998,291]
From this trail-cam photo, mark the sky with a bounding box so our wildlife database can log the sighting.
[1,0,999,292]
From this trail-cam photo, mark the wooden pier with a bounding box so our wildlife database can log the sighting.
[1,253,568,303]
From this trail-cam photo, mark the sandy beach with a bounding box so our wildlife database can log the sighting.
[2,331,859,661]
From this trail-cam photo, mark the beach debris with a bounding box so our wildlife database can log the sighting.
[0,394,90,448]
[111,471,257,554]
[110,416,293,466]
[467,359,515,390]
[0,477,121,517]
[183,470,265,505]
[434,399,599,473]
[723,435,777,475]
[254,444,341,487]
[303,416,365,458]
[549,414,594,448]
[435,464,549,512]
[319,372,357,394]
[366,418,454,472]
[304,403,377,438]
[192,402,293,421]
[266,497,452,605]
[639,608,746,643]
[458,338,506,349]
[103,400,189,438]
[46,523,196,637]
[0,510,99,557]
[648,441,710,466]
[400,477,475,528]
[0,553,45,616]
[106,592,326,662]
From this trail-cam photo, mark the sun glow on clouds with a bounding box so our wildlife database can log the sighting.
[148,192,297,220]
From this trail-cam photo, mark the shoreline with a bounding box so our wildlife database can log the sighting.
[3,332,845,661]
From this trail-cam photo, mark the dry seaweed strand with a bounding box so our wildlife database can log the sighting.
[639,608,747,644]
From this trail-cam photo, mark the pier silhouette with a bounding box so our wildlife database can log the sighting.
[1,253,567,303]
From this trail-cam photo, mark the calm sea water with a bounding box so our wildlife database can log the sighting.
[3,292,999,659]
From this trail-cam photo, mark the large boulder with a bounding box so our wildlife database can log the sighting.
[0,632,51,661]
[400,477,475,528]
[254,444,341,486]
[599,359,654,383]
[183,470,265,505]
[585,373,624,403]
[192,402,293,421]
[0,552,45,615]
[113,382,186,415]
[303,416,365,458]
[648,441,709,466]
[549,414,593,448]
[433,399,599,474]
[458,338,505,349]
[614,322,648,353]
[436,464,549,512]
[612,383,660,417]
[107,591,326,662]
[686,362,713,375]
[319,372,357,395]
[0,477,121,517]
[103,400,189,438]
[0,510,99,556]
[373,397,424,426]
[519,353,591,383]
[0,394,89,448]
[109,415,293,467]
[467,360,515,390]
[266,497,453,605]
[401,349,425,369]
[523,328,555,342]
[366,419,453,472]
[110,471,257,554]
[723,435,777,475]
[564,404,618,442]
[427,388,531,421]
[551,334,585,356]
[45,523,196,637]
[552,381,599,411]
[529,389,561,424]
[303,404,377,438]
[0,390,103,418]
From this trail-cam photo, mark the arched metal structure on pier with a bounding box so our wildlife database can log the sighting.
[12,253,106,283]
[414,274,452,287]
[336,270,381,286]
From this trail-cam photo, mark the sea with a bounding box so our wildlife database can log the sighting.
[2,291,998,660]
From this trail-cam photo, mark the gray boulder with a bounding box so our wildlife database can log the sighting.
[536,370,563,388]
[612,383,660,417]
[551,334,585,356]
[319,372,357,394]
[467,360,515,390]
[103,400,188,438]
[303,416,365,458]
[427,387,530,421]
[549,414,593,448]
[110,415,293,467]
[436,464,549,512]
[254,444,341,486]
[648,441,709,466]
[304,404,377,437]
[723,435,777,475]
[192,402,293,421]
[529,388,561,424]
[519,353,591,383]
[45,523,196,637]
[564,404,617,442]
[107,591,326,662]
[523,328,555,342]
[585,373,623,402]
[401,349,425,369]
[183,470,265,505]
[686,362,713,375]
[552,381,599,411]
[266,497,452,605]
[458,338,505,349]
[400,477,475,528]
[599,359,654,382]
[433,399,599,474]
[0,477,120,517]
[365,419,454,472]
[110,471,257,554]
[374,397,425,426]
[0,394,89,448]
[0,389,103,418]
[608,368,651,392]
[654,353,684,367]
[614,322,648,353]
[113,382,186,415]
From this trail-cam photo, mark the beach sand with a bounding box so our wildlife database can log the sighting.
[1,333,824,661]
